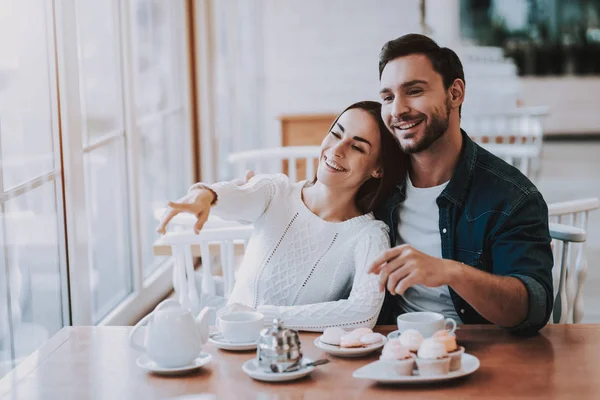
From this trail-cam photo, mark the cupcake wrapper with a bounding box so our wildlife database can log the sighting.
[448,346,465,371]
[415,357,451,376]
[380,356,415,376]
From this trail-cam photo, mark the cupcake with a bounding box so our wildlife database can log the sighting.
[398,329,424,353]
[320,327,346,346]
[416,338,451,376]
[432,330,465,371]
[379,339,415,376]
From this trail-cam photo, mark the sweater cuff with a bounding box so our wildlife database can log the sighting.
[505,274,548,335]
[258,305,281,326]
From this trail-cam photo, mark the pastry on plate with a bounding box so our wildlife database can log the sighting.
[340,333,363,348]
[320,327,346,346]
[415,338,451,376]
[360,332,385,346]
[379,339,415,376]
[432,330,464,371]
[398,329,424,353]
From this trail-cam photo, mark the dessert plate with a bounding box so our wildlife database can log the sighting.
[352,353,480,384]
[313,336,387,357]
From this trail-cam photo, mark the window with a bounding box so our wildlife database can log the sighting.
[0,0,195,377]
[0,0,68,376]
[130,0,193,276]
[460,0,600,75]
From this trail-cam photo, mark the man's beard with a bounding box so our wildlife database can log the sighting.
[398,99,451,154]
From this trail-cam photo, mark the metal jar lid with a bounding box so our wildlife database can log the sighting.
[257,318,302,372]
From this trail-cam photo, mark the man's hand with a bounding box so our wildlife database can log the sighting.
[369,244,530,327]
[368,244,459,295]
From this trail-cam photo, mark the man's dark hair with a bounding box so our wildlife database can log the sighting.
[379,34,465,116]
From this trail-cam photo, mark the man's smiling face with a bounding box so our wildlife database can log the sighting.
[379,54,452,154]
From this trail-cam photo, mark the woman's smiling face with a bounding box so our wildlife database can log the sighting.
[317,108,383,190]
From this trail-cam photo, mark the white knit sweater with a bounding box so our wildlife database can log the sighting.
[201,174,390,332]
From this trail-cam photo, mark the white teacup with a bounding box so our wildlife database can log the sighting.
[396,312,457,338]
[217,311,264,343]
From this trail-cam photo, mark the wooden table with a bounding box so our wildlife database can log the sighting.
[1,325,600,399]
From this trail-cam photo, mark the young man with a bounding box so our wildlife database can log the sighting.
[369,34,553,335]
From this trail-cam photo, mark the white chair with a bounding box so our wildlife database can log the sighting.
[549,222,587,324]
[548,198,600,323]
[227,146,321,182]
[153,226,253,314]
[462,106,549,179]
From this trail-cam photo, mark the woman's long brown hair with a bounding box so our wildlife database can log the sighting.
[312,101,407,214]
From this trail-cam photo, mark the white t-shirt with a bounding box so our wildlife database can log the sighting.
[395,176,462,322]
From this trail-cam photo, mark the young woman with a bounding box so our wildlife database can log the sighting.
[157,101,407,331]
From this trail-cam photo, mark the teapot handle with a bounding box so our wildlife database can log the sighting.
[196,306,216,345]
[129,299,182,352]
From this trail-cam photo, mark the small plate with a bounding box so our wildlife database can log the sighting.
[313,335,387,357]
[352,353,480,384]
[387,330,402,340]
[242,357,316,382]
[208,332,257,351]
[387,328,460,340]
[137,352,212,376]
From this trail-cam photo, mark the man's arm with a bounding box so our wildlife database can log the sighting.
[370,190,553,334]
[485,190,554,333]
[445,261,528,328]
[368,247,529,327]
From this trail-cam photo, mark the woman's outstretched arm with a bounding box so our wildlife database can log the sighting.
[157,173,289,234]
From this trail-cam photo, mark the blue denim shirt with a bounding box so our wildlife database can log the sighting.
[375,131,554,335]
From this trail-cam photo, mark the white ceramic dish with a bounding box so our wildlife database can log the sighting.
[208,332,257,351]
[137,352,212,376]
[313,336,386,357]
[352,353,480,384]
[387,328,460,341]
[242,357,316,382]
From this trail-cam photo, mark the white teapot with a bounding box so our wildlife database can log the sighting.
[129,299,213,368]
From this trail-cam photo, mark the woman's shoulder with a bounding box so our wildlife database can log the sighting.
[246,173,296,192]
[357,214,389,232]
[346,215,390,243]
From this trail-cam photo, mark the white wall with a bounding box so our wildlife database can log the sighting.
[261,0,428,147]
[215,0,599,158]
[520,77,600,135]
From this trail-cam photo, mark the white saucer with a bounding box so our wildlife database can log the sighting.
[313,335,387,357]
[387,330,402,340]
[208,332,257,351]
[387,329,460,340]
[137,352,212,376]
[242,357,316,382]
[353,353,480,384]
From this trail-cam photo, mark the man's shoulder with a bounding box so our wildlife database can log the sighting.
[472,144,539,196]
[468,144,543,213]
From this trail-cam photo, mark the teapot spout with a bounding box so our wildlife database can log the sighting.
[195,306,216,344]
